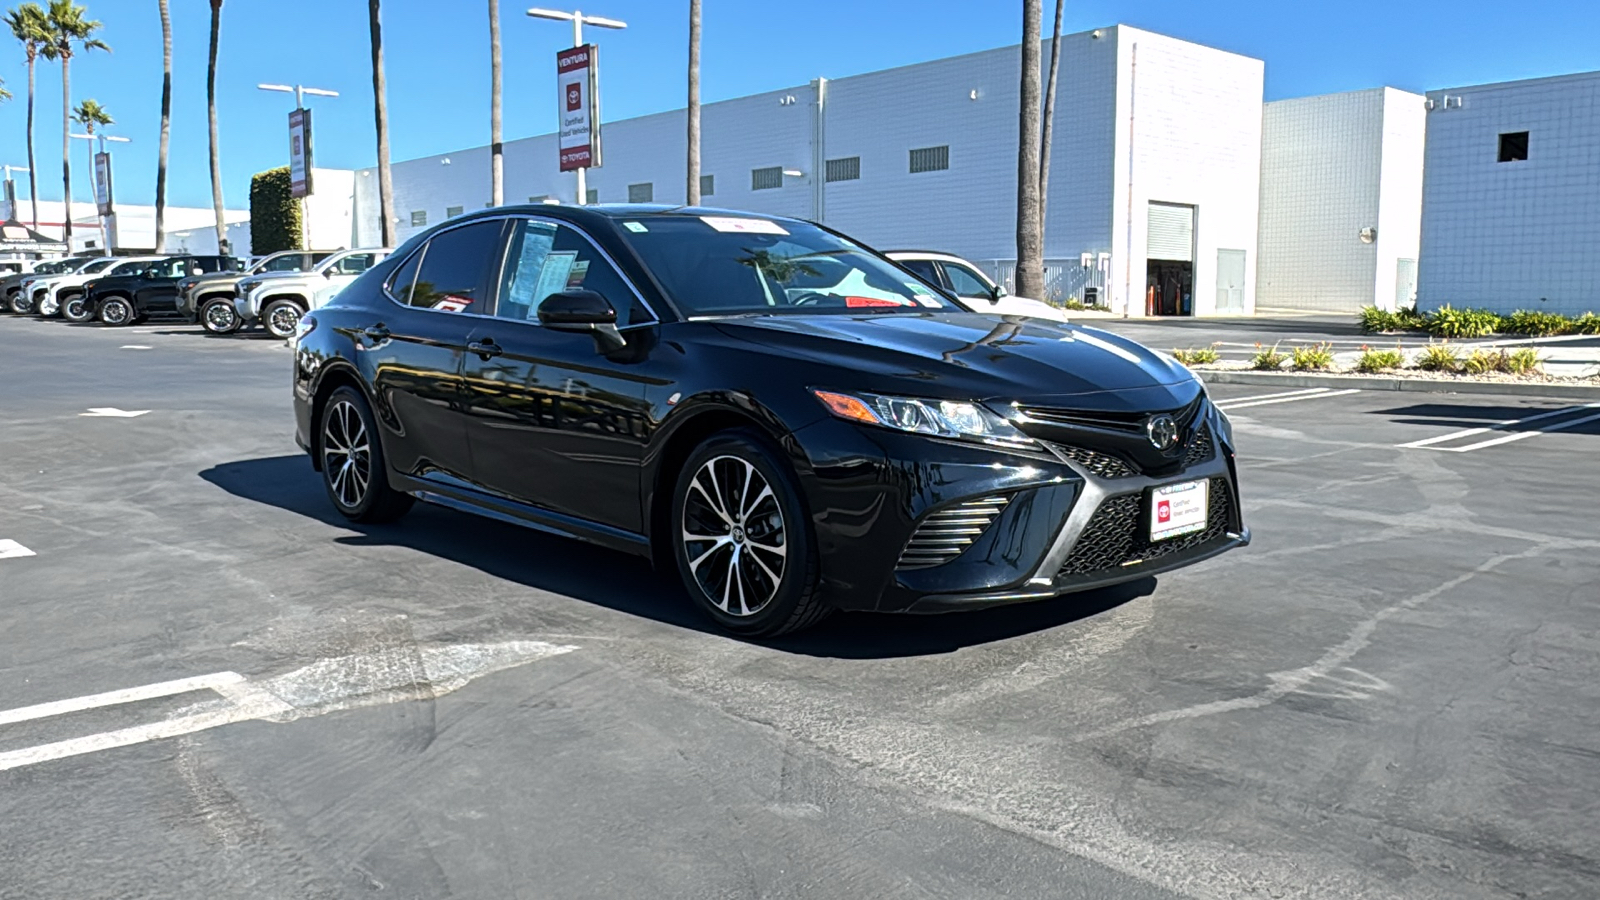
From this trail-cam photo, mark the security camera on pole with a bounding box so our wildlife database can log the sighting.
[526,8,625,205]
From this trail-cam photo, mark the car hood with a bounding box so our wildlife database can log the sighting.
[711,312,1196,402]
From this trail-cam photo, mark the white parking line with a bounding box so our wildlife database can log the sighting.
[1218,389,1361,411]
[119,345,152,350]
[1397,402,1600,451]
[79,408,150,418]
[0,641,575,773]
[1214,387,1336,407]
[0,539,36,560]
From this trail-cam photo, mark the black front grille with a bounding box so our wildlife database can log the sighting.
[1052,444,1137,479]
[897,495,1010,570]
[1184,423,1214,468]
[1057,478,1233,578]
[1019,395,1205,435]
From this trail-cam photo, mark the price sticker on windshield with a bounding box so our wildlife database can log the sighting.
[700,216,789,235]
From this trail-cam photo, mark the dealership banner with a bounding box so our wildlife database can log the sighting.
[557,44,601,171]
[94,151,114,216]
[289,108,314,198]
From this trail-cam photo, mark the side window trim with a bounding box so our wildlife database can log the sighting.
[385,243,427,305]
[491,214,660,330]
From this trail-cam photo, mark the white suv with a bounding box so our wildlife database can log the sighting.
[235,248,390,338]
[886,251,1068,322]
[42,256,166,321]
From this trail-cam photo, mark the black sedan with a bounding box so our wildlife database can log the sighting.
[292,205,1248,635]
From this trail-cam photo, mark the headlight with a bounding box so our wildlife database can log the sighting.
[811,389,1035,449]
[178,277,198,293]
[239,279,261,293]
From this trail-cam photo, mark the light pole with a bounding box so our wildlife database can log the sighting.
[1,164,29,226]
[526,7,626,205]
[258,83,339,246]
[70,132,128,255]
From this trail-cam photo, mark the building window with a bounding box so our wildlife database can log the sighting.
[410,210,427,227]
[825,156,861,182]
[909,146,950,173]
[585,188,599,205]
[529,195,550,204]
[751,166,784,190]
[446,205,464,218]
[699,174,714,197]
[1498,131,1529,163]
[628,182,653,203]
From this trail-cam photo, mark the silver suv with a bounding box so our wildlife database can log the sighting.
[180,249,337,334]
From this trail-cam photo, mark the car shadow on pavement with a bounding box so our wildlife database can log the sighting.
[200,455,1155,659]
[1376,402,1600,434]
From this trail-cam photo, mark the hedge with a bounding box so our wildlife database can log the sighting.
[249,166,303,256]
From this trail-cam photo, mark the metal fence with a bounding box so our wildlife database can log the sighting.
[979,257,1113,309]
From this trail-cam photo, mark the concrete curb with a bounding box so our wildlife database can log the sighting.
[1196,369,1600,400]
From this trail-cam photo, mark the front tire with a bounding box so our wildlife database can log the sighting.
[10,290,34,315]
[262,299,304,340]
[319,386,414,523]
[98,295,133,326]
[199,297,242,334]
[61,293,94,323]
[671,430,827,636]
[36,293,60,318]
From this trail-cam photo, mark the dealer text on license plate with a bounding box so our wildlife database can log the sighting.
[1150,480,1209,541]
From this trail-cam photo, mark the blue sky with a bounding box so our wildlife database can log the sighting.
[2,0,1597,210]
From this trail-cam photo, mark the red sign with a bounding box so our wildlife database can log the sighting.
[556,44,600,172]
[1157,500,1172,523]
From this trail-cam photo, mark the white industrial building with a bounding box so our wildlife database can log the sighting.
[1257,88,1425,312]
[0,196,249,254]
[1417,70,1600,316]
[357,25,1266,317]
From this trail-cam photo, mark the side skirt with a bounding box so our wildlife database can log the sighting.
[391,471,653,559]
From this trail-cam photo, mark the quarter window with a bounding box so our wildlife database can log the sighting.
[494,218,650,326]
[399,220,504,312]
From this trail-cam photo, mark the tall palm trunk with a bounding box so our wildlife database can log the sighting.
[60,53,70,239]
[1038,0,1064,237]
[207,0,225,251]
[369,0,394,246]
[25,55,38,229]
[686,0,701,205]
[489,0,501,206]
[154,0,172,252]
[1014,0,1044,300]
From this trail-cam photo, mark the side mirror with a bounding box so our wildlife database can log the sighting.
[991,284,1008,301]
[324,268,337,278]
[538,289,626,352]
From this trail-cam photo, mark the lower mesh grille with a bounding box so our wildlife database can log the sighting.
[897,495,1010,570]
[1184,423,1215,468]
[1057,478,1233,578]
[1053,444,1138,479]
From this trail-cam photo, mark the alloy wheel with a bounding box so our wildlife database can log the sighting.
[63,297,88,321]
[322,399,372,510]
[203,300,239,333]
[680,454,788,617]
[101,298,131,325]
[266,303,301,339]
[38,296,58,316]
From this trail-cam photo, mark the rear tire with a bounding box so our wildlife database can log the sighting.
[199,297,242,334]
[61,293,93,323]
[319,386,414,524]
[10,290,34,315]
[98,295,134,326]
[670,429,828,637]
[262,299,304,340]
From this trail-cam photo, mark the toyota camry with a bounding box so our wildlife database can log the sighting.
[292,205,1248,635]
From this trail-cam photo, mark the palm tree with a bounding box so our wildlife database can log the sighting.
[43,0,108,241]
[154,0,171,251]
[206,0,225,252]
[1038,0,1064,246]
[70,96,109,133]
[488,0,502,206]
[1014,0,1044,300]
[369,0,394,246]
[686,0,700,205]
[7,3,52,229]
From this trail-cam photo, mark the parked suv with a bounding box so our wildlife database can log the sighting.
[236,248,389,338]
[40,256,167,320]
[886,251,1068,322]
[179,249,337,335]
[83,255,246,326]
[7,256,100,314]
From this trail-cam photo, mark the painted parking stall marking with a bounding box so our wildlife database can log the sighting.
[79,408,150,418]
[1398,402,1600,453]
[1215,387,1362,411]
[0,640,576,773]
[0,539,36,560]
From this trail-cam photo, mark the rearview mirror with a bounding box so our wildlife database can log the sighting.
[538,289,626,352]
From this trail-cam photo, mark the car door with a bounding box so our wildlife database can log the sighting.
[134,258,189,314]
[364,219,506,486]
[458,216,656,534]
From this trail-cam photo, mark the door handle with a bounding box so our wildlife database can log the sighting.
[468,338,503,359]
[362,324,391,341]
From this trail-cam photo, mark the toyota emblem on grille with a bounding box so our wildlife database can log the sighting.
[1146,414,1180,451]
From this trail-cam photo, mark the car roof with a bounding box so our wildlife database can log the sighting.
[456,203,810,230]
[885,250,973,263]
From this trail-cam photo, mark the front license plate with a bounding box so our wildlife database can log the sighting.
[1150,480,1209,542]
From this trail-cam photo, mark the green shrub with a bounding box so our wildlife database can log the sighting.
[1171,345,1221,365]
[1396,308,1429,331]
[1502,310,1571,336]
[1505,347,1542,375]
[1355,345,1405,373]
[1461,349,1508,375]
[1414,343,1461,372]
[1360,307,1399,333]
[249,166,303,256]
[1250,342,1287,370]
[1572,312,1600,335]
[1427,305,1502,338]
[1289,342,1335,371]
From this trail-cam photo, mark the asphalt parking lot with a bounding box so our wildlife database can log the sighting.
[2,315,1597,900]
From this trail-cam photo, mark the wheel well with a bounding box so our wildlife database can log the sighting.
[647,409,771,569]
[263,294,309,311]
[196,291,233,306]
[307,366,366,472]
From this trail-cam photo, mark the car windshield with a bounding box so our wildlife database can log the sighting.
[618,216,960,317]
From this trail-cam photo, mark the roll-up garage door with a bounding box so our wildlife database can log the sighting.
[1147,202,1194,262]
